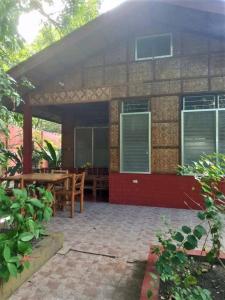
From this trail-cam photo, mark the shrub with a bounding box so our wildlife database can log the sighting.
[0,186,53,282]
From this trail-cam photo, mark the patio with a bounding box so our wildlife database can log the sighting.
[9,202,221,300]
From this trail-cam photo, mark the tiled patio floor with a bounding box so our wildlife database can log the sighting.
[10,202,225,300]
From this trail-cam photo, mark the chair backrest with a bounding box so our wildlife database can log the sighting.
[74,172,85,193]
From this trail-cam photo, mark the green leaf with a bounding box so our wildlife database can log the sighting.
[198,212,206,220]
[183,242,193,250]
[147,289,153,299]
[27,198,44,208]
[27,219,35,233]
[173,232,184,242]
[43,207,52,221]
[17,241,32,254]
[193,225,207,240]
[7,263,18,277]
[182,226,192,234]
[23,261,30,269]
[204,197,214,208]
[186,235,198,248]
[3,245,11,261]
[8,256,19,263]
[184,275,197,287]
[19,232,34,242]
[10,202,20,210]
[167,243,176,251]
[176,251,187,263]
[0,267,10,282]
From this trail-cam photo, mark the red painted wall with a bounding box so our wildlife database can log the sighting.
[109,173,204,209]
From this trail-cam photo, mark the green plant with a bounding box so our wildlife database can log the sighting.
[149,153,225,299]
[81,162,92,169]
[36,140,61,169]
[0,186,53,282]
[0,145,42,176]
[0,146,23,176]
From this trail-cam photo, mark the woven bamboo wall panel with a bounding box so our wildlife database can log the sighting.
[182,78,209,93]
[182,33,208,55]
[110,100,119,123]
[110,148,119,172]
[152,148,179,173]
[84,54,104,68]
[64,71,83,90]
[110,124,119,147]
[210,54,225,76]
[155,58,181,80]
[152,123,179,147]
[128,83,152,97]
[181,56,208,78]
[151,96,179,122]
[105,65,127,86]
[152,80,181,95]
[105,41,127,65]
[129,62,153,82]
[30,87,111,106]
[111,85,127,98]
[210,76,225,91]
[84,67,104,88]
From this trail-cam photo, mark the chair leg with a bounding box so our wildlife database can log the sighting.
[71,194,75,218]
[80,192,84,213]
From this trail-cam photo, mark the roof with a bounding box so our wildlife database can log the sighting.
[10,0,225,86]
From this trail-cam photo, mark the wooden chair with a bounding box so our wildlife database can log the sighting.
[51,169,69,190]
[55,172,85,218]
[95,176,109,200]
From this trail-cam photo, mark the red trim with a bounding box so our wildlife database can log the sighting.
[109,173,205,209]
[23,103,32,174]
[140,251,159,300]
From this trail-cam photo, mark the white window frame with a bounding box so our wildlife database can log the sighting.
[181,95,225,166]
[120,112,151,174]
[74,126,108,168]
[135,33,173,61]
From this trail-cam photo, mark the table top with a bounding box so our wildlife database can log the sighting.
[3,173,71,183]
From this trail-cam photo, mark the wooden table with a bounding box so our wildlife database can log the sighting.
[4,173,71,190]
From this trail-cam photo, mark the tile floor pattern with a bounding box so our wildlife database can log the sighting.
[10,202,225,300]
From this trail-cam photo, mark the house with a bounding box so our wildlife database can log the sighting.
[9,0,225,209]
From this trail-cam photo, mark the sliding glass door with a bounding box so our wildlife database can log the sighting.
[75,127,108,168]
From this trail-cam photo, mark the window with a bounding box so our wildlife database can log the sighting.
[75,127,108,168]
[182,94,225,165]
[135,33,172,61]
[120,100,151,173]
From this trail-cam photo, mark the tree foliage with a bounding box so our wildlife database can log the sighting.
[0,0,100,135]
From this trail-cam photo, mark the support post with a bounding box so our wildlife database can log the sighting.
[23,100,32,174]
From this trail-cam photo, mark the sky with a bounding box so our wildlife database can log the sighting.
[18,0,126,43]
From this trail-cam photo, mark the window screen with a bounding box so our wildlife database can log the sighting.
[75,128,92,167]
[182,111,216,165]
[93,128,109,167]
[121,113,150,173]
[75,127,108,168]
[182,94,225,165]
[136,34,172,60]
[123,100,149,113]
